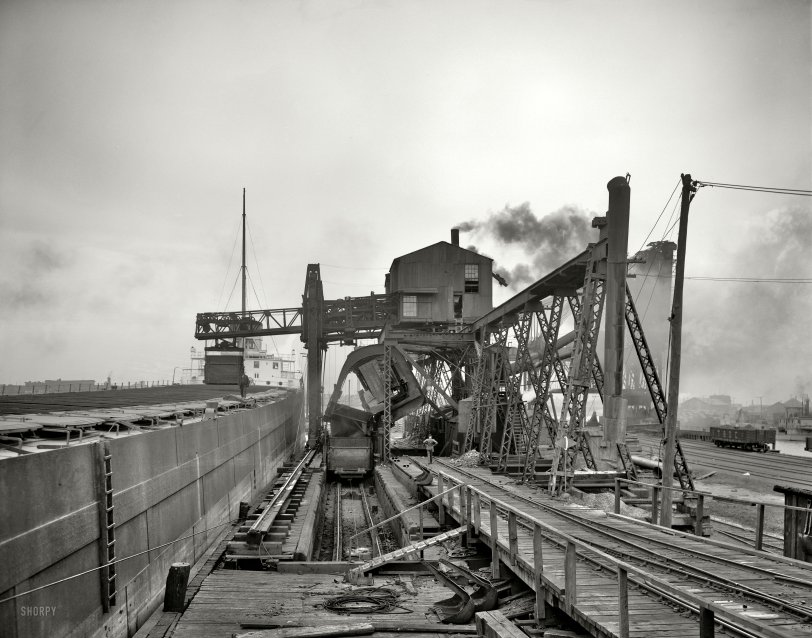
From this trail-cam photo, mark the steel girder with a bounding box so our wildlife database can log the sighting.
[551,247,605,490]
[520,296,564,482]
[382,343,393,463]
[479,325,510,460]
[624,283,694,491]
[463,336,489,454]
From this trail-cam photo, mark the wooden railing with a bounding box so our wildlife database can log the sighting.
[426,470,796,638]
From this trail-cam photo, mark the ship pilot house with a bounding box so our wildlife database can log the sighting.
[385,229,493,327]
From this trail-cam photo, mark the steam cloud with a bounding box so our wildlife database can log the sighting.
[680,205,812,401]
[460,203,598,288]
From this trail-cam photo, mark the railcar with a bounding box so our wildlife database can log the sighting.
[709,426,776,453]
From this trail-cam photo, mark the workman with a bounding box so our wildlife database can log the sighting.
[239,373,250,398]
[423,434,438,463]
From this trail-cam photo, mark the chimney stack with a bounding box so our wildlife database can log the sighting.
[451,228,460,246]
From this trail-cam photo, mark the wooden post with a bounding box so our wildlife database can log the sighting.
[661,174,697,527]
[618,567,629,638]
[614,479,621,514]
[755,503,765,551]
[459,483,466,545]
[465,488,472,540]
[489,500,501,579]
[565,541,577,609]
[163,562,191,612]
[650,485,659,525]
[695,494,704,536]
[699,605,715,638]
[508,512,518,566]
[437,475,445,526]
[473,492,481,536]
[418,504,424,558]
[533,523,545,623]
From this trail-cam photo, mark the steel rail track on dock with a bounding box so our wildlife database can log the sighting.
[418,458,812,638]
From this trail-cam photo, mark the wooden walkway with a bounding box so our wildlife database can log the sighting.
[420,458,812,638]
[162,569,480,638]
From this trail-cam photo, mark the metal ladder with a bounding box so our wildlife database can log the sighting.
[97,442,117,611]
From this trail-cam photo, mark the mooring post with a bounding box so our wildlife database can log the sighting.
[163,562,191,612]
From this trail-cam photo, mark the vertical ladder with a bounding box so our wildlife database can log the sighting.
[96,442,117,611]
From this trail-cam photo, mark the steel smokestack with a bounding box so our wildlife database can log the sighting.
[451,228,460,246]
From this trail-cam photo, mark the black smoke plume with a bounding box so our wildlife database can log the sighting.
[460,203,598,288]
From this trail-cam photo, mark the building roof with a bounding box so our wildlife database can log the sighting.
[389,241,493,270]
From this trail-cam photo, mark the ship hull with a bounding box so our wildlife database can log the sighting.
[0,390,304,638]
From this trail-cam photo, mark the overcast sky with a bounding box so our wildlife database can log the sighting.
[1,0,810,403]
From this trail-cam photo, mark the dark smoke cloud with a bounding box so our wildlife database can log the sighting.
[680,205,812,401]
[460,203,598,288]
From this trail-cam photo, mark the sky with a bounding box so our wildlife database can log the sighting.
[1,0,810,404]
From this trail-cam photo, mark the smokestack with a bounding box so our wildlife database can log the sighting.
[451,228,460,246]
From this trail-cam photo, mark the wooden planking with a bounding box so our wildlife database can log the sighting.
[169,570,478,638]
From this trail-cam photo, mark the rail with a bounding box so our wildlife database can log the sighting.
[247,449,316,545]
[426,469,797,638]
[613,476,810,551]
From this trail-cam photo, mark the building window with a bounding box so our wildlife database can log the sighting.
[253,361,260,368]
[272,362,279,369]
[254,373,259,379]
[403,295,417,317]
[465,264,479,293]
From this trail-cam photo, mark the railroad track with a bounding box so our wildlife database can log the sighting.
[328,481,396,561]
[638,435,812,489]
[433,459,812,637]
[711,517,785,554]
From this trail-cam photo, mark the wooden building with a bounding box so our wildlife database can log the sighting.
[385,229,493,326]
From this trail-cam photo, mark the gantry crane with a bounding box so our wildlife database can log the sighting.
[195,264,395,447]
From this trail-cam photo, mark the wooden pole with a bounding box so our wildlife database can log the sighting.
[661,174,696,527]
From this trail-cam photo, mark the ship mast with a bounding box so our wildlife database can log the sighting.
[241,188,247,315]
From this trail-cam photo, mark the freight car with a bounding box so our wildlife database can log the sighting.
[709,426,776,453]
[324,344,425,479]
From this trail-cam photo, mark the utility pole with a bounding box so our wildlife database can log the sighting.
[661,174,696,527]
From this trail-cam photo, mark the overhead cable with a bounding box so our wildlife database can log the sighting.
[695,181,812,196]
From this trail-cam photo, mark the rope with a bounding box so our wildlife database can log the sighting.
[322,587,412,615]
[0,516,240,605]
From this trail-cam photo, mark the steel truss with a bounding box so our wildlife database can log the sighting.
[624,283,694,490]
[382,343,393,464]
[551,246,605,491]
[520,296,564,482]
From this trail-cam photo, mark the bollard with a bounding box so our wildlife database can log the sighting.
[163,562,191,612]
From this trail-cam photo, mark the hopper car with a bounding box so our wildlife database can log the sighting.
[709,426,776,453]
[323,344,425,479]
